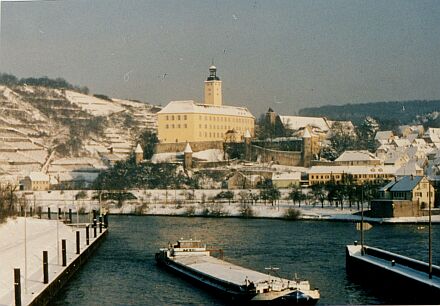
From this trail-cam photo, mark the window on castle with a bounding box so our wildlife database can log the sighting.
[172,115,175,120]
[166,115,169,120]
[177,124,181,128]
[177,115,181,120]
[184,115,187,120]
[165,124,169,129]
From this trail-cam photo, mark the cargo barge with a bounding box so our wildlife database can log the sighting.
[156,239,320,305]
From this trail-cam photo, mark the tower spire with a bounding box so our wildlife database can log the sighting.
[205,63,222,105]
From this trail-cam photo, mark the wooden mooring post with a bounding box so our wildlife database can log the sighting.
[43,251,49,284]
[14,268,21,306]
[47,207,51,220]
[76,231,80,254]
[86,225,90,245]
[62,239,67,267]
[104,213,109,228]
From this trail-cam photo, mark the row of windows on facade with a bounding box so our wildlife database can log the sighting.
[309,173,393,180]
[165,124,252,132]
[199,132,228,138]
[310,179,389,185]
[164,114,252,123]
[413,192,433,197]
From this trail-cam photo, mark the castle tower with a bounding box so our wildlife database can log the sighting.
[301,127,312,167]
[244,129,252,161]
[204,65,222,106]
[183,142,193,169]
[266,108,277,126]
[134,143,143,165]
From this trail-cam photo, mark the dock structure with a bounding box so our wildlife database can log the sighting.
[346,244,440,304]
[0,217,108,306]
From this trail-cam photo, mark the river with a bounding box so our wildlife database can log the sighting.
[52,215,439,305]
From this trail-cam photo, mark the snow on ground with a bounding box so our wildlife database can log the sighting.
[193,149,224,162]
[150,152,182,163]
[65,90,125,116]
[15,190,440,224]
[0,217,97,306]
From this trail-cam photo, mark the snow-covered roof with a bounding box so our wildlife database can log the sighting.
[374,131,393,141]
[396,162,423,176]
[302,128,311,138]
[412,138,427,146]
[335,150,378,162]
[51,157,101,166]
[158,100,254,118]
[135,143,143,153]
[183,142,193,154]
[393,139,411,147]
[406,133,419,143]
[279,115,329,132]
[27,171,49,181]
[272,172,301,181]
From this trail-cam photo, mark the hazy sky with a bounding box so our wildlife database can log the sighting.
[1,0,439,116]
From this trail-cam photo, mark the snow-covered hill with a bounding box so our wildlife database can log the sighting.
[0,85,160,186]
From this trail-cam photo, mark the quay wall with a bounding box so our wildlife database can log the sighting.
[28,229,108,306]
[346,246,440,304]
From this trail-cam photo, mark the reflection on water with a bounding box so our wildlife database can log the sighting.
[53,216,439,305]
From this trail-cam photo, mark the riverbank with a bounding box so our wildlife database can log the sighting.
[16,189,440,224]
[0,217,107,306]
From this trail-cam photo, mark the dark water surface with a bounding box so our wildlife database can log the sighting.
[52,216,439,305]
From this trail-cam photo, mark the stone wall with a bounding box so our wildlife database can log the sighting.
[155,141,224,153]
[371,199,421,218]
[250,145,303,166]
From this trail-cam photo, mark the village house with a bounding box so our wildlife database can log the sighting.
[307,165,396,186]
[271,172,301,188]
[374,131,394,146]
[21,172,50,191]
[370,175,435,218]
[335,150,381,166]
[227,171,264,189]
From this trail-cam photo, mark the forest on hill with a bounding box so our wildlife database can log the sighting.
[299,100,440,127]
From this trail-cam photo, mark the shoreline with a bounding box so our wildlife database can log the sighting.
[106,211,440,224]
[15,189,440,225]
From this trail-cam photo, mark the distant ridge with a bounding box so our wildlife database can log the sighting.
[299,100,440,125]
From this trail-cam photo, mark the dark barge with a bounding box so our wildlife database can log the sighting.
[156,239,320,305]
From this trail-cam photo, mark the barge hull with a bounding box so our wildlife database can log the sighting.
[156,255,318,305]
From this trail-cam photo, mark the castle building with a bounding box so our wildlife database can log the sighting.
[157,65,255,144]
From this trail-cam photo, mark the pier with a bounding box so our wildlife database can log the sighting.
[346,244,440,304]
[0,215,108,306]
